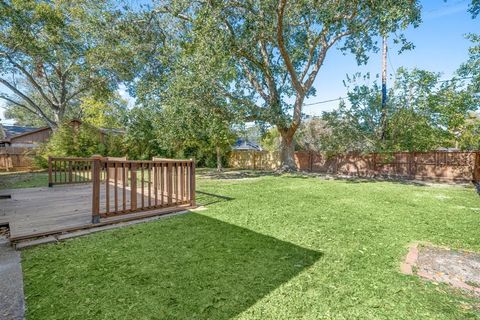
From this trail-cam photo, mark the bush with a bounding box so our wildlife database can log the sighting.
[35,122,125,167]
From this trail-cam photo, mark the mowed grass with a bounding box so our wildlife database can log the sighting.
[0,171,48,190]
[21,174,480,319]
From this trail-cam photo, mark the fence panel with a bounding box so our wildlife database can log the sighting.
[229,150,479,182]
[0,147,34,170]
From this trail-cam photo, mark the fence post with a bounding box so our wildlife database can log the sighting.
[48,156,53,187]
[130,162,137,211]
[190,158,196,207]
[474,152,480,183]
[91,155,102,223]
[309,152,313,172]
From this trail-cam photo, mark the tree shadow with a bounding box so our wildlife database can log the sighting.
[196,190,235,206]
[23,214,322,320]
[198,169,279,180]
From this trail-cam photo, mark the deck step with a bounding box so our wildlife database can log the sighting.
[12,207,193,249]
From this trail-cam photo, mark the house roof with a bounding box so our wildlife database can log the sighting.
[2,125,44,139]
[233,139,263,151]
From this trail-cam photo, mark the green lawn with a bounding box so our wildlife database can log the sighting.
[0,171,48,190]
[18,172,480,319]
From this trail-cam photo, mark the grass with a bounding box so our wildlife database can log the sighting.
[0,171,48,190]
[16,172,480,319]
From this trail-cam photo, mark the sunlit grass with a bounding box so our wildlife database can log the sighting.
[21,173,480,319]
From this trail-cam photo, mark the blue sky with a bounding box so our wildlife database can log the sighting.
[0,0,478,124]
[303,0,479,116]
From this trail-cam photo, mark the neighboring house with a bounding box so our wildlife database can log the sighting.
[0,119,125,149]
[0,125,51,148]
[233,139,263,151]
[0,120,125,170]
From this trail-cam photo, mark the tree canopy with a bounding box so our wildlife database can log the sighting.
[0,0,133,128]
[149,0,421,169]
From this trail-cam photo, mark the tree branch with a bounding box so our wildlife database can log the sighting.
[0,77,56,127]
[276,0,304,95]
[3,53,59,111]
[239,60,269,102]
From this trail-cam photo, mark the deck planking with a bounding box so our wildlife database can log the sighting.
[0,183,189,240]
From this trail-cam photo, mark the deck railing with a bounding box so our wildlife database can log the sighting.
[48,156,196,223]
[91,156,195,223]
[48,156,94,186]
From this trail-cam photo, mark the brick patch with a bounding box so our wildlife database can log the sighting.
[401,243,480,296]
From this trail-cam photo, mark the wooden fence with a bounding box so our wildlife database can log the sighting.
[0,147,34,171]
[229,150,480,183]
[48,156,196,222]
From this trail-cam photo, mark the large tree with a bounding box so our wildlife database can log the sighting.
[157,0,421,169]
[322,68,480,152]
[0,0,133,129]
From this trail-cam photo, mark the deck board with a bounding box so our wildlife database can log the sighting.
[1,184,93,239]
[0,183,190,240]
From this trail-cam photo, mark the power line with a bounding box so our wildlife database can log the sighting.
[304,76,475,107]
[303,97,345,106]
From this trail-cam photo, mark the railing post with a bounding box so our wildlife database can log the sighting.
[91,155,102,223]
[167,162,173,205]
[190,158,196,207]
[130,162,137,211]
[48,156,53,187]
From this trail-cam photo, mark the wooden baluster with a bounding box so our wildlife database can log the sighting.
[82,161,85,182]
[106,162,110,215]
[141,163,145,208]
[114,162,118,213]
[175,163,178,204]
[48,156,53,187]
[161,163,164,206]
[190,159,196,207]
[91,156,102,223]
[180,162,185,202]
[154,164,158,206]
[68,160,73,183]
[148,162,152,207]
[167,162,172,206]
[122,163,126,212]
[130,162,137,211]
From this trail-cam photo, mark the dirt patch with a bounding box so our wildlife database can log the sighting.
[401,243,480,296]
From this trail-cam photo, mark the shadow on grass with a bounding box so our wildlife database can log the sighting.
[198,169,279,180]
[196,190,234,206]
[22,213,322,320]
[278,172,472,188]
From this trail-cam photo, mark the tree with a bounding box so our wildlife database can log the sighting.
[124,105,167,160]
[79,94,128,129]
[0,0,132,129]
[160,50,238,171]
[157,0,421,169]
[322,68,479,152]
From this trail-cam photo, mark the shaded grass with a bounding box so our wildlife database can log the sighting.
[22,174,480,319]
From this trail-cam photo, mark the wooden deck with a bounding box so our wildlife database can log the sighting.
[0,183,191,242]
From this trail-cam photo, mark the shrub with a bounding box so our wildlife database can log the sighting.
[35,122,125,167]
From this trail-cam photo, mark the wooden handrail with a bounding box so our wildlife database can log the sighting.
[92,157,196,223]
[47,155,196,223]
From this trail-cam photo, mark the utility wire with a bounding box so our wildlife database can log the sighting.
[303,97,345,106]
[304,76,475,107]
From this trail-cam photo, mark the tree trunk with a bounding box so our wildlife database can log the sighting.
[278,128,296,171]
[216,146,223,172]
[52,107,65,129]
